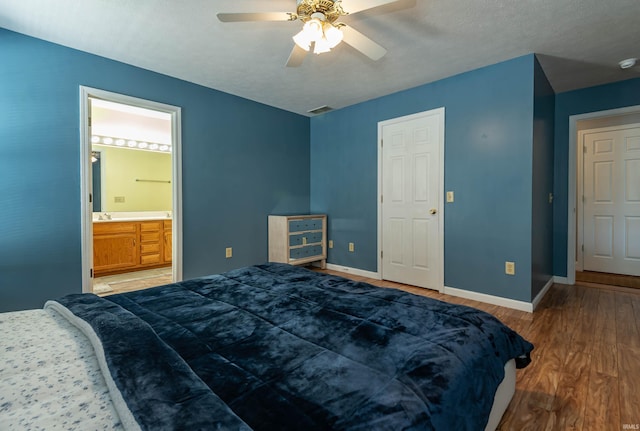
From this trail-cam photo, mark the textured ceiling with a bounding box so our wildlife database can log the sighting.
[1,0,639,116]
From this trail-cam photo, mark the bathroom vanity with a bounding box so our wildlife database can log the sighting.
[93,212,172,277]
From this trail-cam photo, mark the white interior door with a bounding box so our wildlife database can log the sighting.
[583,124,640,276]
[380,109,443,289]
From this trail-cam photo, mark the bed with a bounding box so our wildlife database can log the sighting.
[0,263,533,430]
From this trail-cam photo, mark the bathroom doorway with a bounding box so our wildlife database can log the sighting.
[80,87,183,294]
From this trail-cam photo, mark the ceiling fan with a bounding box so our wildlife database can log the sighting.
[217,0,403,67]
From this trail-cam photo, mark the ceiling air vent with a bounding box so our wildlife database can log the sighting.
[307,105,333,115]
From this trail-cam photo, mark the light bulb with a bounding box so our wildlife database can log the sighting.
[91,135,100,143]
[304,18,323,40]
[293,29,312,51]
[115,139,126,146]
[102,137,113,145]
[324,23,343,49]
[314,37,332,54]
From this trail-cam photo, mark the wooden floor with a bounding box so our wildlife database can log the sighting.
[97,266,640,429]
[315,268,640,431]
[576,270,640,290]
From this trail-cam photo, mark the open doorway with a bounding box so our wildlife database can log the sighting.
[568,105,640,289]
[80,87,182,294]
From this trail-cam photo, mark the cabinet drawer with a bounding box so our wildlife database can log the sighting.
[290,245,323,260]
[289,218,323,233]
[140,243,160,254]
[140,221,162,232]
[93,222,136,235]
[140,253,162,265]
[289,231,323,246]
[140,232,161,242]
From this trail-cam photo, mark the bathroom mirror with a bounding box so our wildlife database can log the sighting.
[90,97,173,215]
[92,144,172,213]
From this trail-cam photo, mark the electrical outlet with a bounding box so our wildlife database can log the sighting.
[328,240,333,249]
[505,261,515,275]
[225,247,232,258]
[446,191,454,203]
[349,242,354,252]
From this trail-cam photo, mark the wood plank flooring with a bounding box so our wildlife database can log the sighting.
[576,270,640,289]
[314,268,640,431]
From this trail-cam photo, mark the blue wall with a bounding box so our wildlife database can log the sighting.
[531,57,555,298]
[552,77,640,277]
[0,29,310,312]
[311,55,536,302]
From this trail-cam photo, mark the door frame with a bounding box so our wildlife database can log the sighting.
[576,122,640,272]
[79,86,183,293]
[566,104,640,284]
[377,108,445,292]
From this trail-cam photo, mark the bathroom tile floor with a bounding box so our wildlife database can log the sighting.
[93,267,173,296]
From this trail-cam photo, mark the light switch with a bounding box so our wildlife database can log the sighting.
[446,191,454,203]
[225,247,232,258]
[329,240,334,249]
[349,242,354,252]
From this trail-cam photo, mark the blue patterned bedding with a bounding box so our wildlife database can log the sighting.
[47,263,533,430]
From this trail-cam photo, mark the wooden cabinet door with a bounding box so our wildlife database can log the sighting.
[94,232,138,273]
[164,231,172,263]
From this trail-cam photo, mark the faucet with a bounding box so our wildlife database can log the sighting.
[102,212,111,220]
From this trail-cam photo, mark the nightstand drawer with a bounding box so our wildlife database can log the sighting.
[289,218,323,233]
[289,232,323,246]
[290,245,322,260]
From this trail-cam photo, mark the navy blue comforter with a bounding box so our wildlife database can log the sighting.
[54,263,533,431]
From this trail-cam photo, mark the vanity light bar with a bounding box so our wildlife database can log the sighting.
[91,135,171,153]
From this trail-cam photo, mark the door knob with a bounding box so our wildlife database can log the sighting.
[430,208,437,215]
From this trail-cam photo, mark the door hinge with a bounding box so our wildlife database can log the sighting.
[89,193,93,203]
[583,144,587,153]
[90,268,93,278]
[381,250,383,259]
[381,195,383,204]
[381,139,383,148]
[88,116,92,127]
[581,244,584,252]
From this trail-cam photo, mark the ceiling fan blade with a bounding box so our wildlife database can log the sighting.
[340,25,387,61]
[286,44,308,67]
[217,12,295,22]
[340,0,402,14]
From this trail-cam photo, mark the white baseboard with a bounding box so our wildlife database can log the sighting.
[322,264,562,313]
[531,277,554,311]
[553,276,570,285]
[443,286,534,313]
[324,263,381,280]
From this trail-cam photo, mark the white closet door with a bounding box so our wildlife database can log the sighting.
[381,110,443,289]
